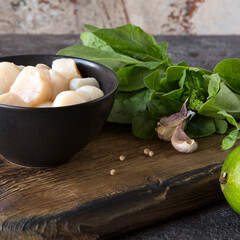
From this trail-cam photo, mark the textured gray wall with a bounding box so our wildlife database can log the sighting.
[0,0,239,35]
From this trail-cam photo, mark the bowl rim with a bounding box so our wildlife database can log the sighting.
[0,54,119,110]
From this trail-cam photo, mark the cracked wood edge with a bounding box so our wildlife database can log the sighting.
[0,162,223,240]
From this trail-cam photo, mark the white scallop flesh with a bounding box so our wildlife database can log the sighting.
[35,101,52,108]
[76,85,104,101]
[52,58,81,81]
[17,65,25,71]
[70,77,100,90]
[0,92,27,107]
[36,63,51,70]
[0,62,21,94]
[75,88,91,101]
[49,69,69,101]
[10,66,51,107]
[52,90,86,107]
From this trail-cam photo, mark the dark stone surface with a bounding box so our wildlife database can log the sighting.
[0,34,79,57]
[117,201,240,240]
[0,34,240,239]
[156,35,240,71]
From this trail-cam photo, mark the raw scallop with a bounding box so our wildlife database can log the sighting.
[10,66,51,107]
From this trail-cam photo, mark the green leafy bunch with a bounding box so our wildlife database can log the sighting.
[57,24,240,150]
[141,60,240,150]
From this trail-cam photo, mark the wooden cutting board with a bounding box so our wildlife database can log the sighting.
[0,123,233,240]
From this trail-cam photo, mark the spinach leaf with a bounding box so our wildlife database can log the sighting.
[86,24,170,62]
[176,62,189,67]
[207,73,221,98]
[166,66,188,83]
[81,31,114,52]
[148,98,182,119]
[83,24,100,32]
[222,129,239,150]
[217,110,239,129]
[185,115,216,138]
[156,41,171,64]
[144,68,184,94]
[214,58,240,94]
[214,119,228,134]
[108,89,151,124]
[188,67,212,75]
[162,88,185,100]
[132,110,158,139]
[135,61,164,70]
[117,65,155,91]
[199,81,240,121]
[57,44,140,72]
[144,70,166,92]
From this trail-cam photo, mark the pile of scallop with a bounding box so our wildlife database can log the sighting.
[0,58,104,107]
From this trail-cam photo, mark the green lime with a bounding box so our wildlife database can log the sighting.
[220,146,240,214]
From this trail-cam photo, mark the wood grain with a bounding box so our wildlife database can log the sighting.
[0,123,234,239]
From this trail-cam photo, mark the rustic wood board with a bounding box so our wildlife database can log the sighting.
[0,123,234,240]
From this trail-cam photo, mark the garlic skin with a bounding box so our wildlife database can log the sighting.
[171,124,198,153]
[156,121,181,141]
[155,99,195,141]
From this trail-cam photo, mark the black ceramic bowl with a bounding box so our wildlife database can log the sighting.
[0,55,118,167]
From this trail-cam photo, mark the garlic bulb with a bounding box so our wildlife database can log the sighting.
[171,123,198,153]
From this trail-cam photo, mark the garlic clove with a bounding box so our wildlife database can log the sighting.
[155,99,196,142]
[160,112,185,128]
[156,100,188,141]
[156,122,176,141]
[156,111,186,141]
[180,98,195,120]
[171,123,198,153]
[180,98,188,115]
